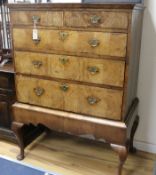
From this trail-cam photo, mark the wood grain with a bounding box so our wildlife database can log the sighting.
[12,102,127,144]
[11,10,128,30]
[64,11,129,30]
[13,28,127,58]
[16,75,123,120]
[10,11,63,27]
[8,3,135,10]
[14,51,125,87]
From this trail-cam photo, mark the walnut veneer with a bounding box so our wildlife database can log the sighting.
[9,3,144,175]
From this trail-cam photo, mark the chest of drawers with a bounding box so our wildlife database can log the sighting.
[9,3,144,175]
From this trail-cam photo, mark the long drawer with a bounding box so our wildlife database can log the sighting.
[15,51,125,87]
[13,28,127,58]
[16,75,123,120]
[11,10,128,30]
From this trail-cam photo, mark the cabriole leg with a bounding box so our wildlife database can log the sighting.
[111,144,128,175]
[129,115,139,153]
[12,122,25,160]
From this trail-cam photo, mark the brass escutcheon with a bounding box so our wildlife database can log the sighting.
[34,87,45,96]
[90,15,101,24]
[87,96,100,105]
[88,39,100,47]
[32,37,41,45]
[59,57,69,65]
[60,83,69,92]
[32,60,43,68]
[32,16,41,24]
[59,31,69,41]
[87,66,99,74]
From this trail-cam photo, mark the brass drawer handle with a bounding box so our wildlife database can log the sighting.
[32,38,41,45]
[32,60,43,68]
[88,39,100,47]
[59,57,69,65]
[90,15,101,24]
[87,66,99,75]
[32,16,40,23]
[34,87,45,96]
[60,83,69,92]
[59,31,69,41]
[87,96,100,105]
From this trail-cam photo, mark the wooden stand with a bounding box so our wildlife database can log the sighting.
[12,98,139,175]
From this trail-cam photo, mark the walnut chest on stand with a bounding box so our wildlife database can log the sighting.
[8,3,144,175]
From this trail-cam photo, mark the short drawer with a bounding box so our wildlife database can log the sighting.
[10,11,63,27]
[13,28,127,58]
[64,11,129,30]
[15,51,125,87]
[16,75,123,120]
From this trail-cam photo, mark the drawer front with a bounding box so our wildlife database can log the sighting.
[15,51,49,76]
[15,51,125,87]
[16,75,123,120]
[13,28,127,58]
[64,11,129,30]
[11,10,128,29]
[11,11,63,27]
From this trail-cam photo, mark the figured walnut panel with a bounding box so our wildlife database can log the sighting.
[13,28,127,58]
[15,51,125,87]
[16,75,123,120]
[10,11,63,27]
[64,11,129,30]
[14,51,49,76]
[16,75,63,110]
[80,57,125,87]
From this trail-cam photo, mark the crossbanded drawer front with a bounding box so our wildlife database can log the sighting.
[15,51,48,76]
[11,11,63,27]
[11,10,129,30]
[15,51,125,87]
[13,28,127,58]
[16,75,123,120]
[64,11,129,30]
